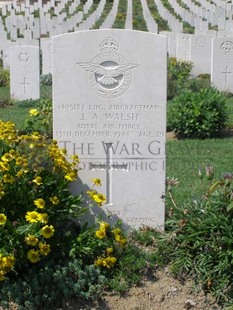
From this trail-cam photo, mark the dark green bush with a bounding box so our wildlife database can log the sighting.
[40,73,52,86]
[0,259,106,309]
[16,98,41,108]
[169,87,228,138]
[167,57,193,99]
[0,68,10,87]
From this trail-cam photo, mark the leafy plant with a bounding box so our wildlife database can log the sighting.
[16,98,41,108]
[153,174,233,305]
[22,99,52,137]
[0,120,114,308]
[167,57,193,99]
[40,73,53,86]
[169,87,228,138]
[0,260,107,309]
[0,68,10,87]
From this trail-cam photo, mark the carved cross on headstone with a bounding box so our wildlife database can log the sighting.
[90,142,128,205]
[20,77,30,94]
[222,66,232,83]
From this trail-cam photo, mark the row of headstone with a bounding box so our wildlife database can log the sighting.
[3,0,233,102]
[3,0,233,41]
[100,0,119,29]
[140,0,158,33]
[160,31,233,92]
[125,0,133,30]
[155,0,183,33]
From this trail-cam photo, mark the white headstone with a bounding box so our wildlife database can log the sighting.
[177,33,191,61]
[10,46,40,100]
[53,30,166,230]
[41,38,52,75]
[211,37,233,92]
[190,35,212,76]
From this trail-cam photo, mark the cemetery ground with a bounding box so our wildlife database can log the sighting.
[1,77,233,310]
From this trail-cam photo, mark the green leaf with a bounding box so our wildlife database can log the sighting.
[227,201,233,212]
[208,181,221,195]
[16,224,32,235]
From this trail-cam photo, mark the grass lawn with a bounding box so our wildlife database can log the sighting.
[166,137,233,207]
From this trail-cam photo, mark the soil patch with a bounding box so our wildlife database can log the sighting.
[65,268,223,310]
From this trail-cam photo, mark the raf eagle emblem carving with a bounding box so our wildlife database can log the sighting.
[78,63,138,86]
[77,37,139,98]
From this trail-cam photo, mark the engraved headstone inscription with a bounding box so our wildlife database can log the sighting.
[53,30,166,230]
[10,45,40,100]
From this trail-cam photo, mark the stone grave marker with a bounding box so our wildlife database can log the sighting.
[211,37,233,92]
[177,33,191,61]
[190,34,212,76]
[41,38,52,75]
[10,45,40,100]
[53,30,166,230]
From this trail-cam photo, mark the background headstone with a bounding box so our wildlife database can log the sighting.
[211,37,233,92]
[10,45,40,100]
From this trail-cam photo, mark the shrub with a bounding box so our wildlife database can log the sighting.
[167,57,193,99]
[0,68,10,87]
[40,73,52,86]
[0,120,121,308]
[0,260,107,309]
[22,99,52,137]
[154,174,233,305]
[169,87,228,138]
[16,98,41,108]
[0,120,82,278]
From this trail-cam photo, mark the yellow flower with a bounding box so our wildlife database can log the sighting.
[0,255,4,268]
[16,170,24,178]
[87,190,97,199]
[25,211,40,223]
[1,153,12,162]
[49,196,60,205]
[112,228,122,236]
[0,270,6,281]
[3,174,14,184]
[39,242,51,256]
[106,247,114,255]
[102,256,117,268]
[25,235,39,246]
[94,257,104,267]
[64,171,77,181]
[92,178,102,186]
[27,249,40,263]
[95,229,106,239]
[16,157,24,166]
[114,234,121,242]
[0,161,10,171]
[34,198,45,209]
[32,176,43,185]
[3,255,15,271]
[71,154,79,162]
[99,222,110,231]
[29,109,39,117]
[118,237,127,246]
[37,213,49,223]
[40,225,55,238]
[0,213,7,225]
[93,193,106,206]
